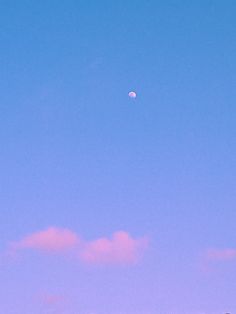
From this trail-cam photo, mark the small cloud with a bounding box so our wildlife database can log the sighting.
[40,293,65,306]
[9,227,79,254]
[37,292,68,314]
[80,231,148,265]
[200,247,236,273]
[206,248,236,261]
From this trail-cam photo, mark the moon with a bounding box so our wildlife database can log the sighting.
[128,91,137,99]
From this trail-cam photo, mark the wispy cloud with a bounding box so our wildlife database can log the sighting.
[200,247,236,273]
[7,227,148,266]
[206,248,236,261]
[40,293,65,306]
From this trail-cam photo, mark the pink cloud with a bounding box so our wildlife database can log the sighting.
[80,231,148,265]
[40,293,65,306]
[206,248,236,261]
[200,248,236,273]
[9,227,79,253]
[7,228,148,265]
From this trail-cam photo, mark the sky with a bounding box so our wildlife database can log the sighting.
[0,1,236,313]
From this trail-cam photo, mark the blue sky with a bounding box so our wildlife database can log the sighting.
[0,1,236,313]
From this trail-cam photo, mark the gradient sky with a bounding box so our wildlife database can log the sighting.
[0,1,236,313]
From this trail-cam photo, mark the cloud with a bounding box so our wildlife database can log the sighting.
[206,248,236,261]
[80,231,148,265]
[40,293,65,306]
[9,227,79,253]
[200,247,236,273]
[37,292,68,314]
[7,227,148,266]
